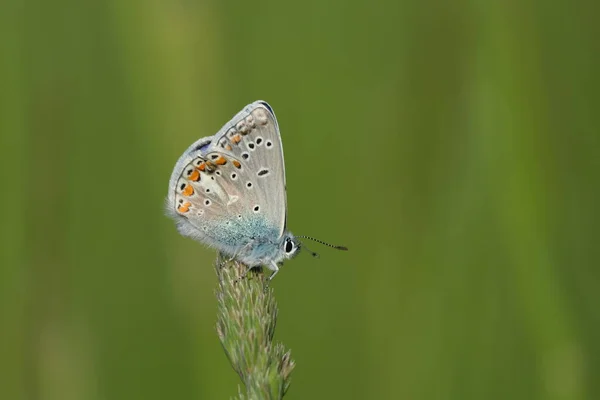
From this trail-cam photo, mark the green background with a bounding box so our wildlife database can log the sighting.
[1,1,598,399]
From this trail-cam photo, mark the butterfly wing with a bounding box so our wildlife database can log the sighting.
[205,101,287,235]
[166,101,287,257]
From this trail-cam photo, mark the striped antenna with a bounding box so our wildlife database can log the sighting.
[297,236,348,251]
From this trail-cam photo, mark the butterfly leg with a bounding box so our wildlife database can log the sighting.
[261,261,280,292]
[268,261,280,281]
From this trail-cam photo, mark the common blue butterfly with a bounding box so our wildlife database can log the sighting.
[167,101,346,280]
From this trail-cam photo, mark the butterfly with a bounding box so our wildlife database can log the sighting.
[167,101,346,281]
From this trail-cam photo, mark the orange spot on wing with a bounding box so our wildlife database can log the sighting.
[232,134,242,144]
[225,144,232,151]
[215,156,227,165]
[198,162,206,171]
[182,185,194,196]
[189,169,200,181]
[178,202,191,213]
[232,160,241,169]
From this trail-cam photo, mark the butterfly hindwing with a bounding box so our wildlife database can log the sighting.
[171,155,245,252]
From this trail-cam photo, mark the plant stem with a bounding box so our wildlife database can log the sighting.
[215,254,295,399]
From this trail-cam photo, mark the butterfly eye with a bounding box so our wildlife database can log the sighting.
[285,239,294,254]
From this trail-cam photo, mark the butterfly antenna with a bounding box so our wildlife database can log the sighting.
[300,242,319,258]
[297,236,348,251]
[299,242,320,258]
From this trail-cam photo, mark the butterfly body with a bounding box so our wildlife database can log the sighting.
[167,101,300,276]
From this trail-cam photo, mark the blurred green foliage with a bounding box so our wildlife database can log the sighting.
[1,0,599,399]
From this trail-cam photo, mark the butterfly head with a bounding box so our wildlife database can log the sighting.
[282,234,301,260]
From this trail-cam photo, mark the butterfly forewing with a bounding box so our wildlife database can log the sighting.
[206,102,287,237]
[168,101,287,256]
